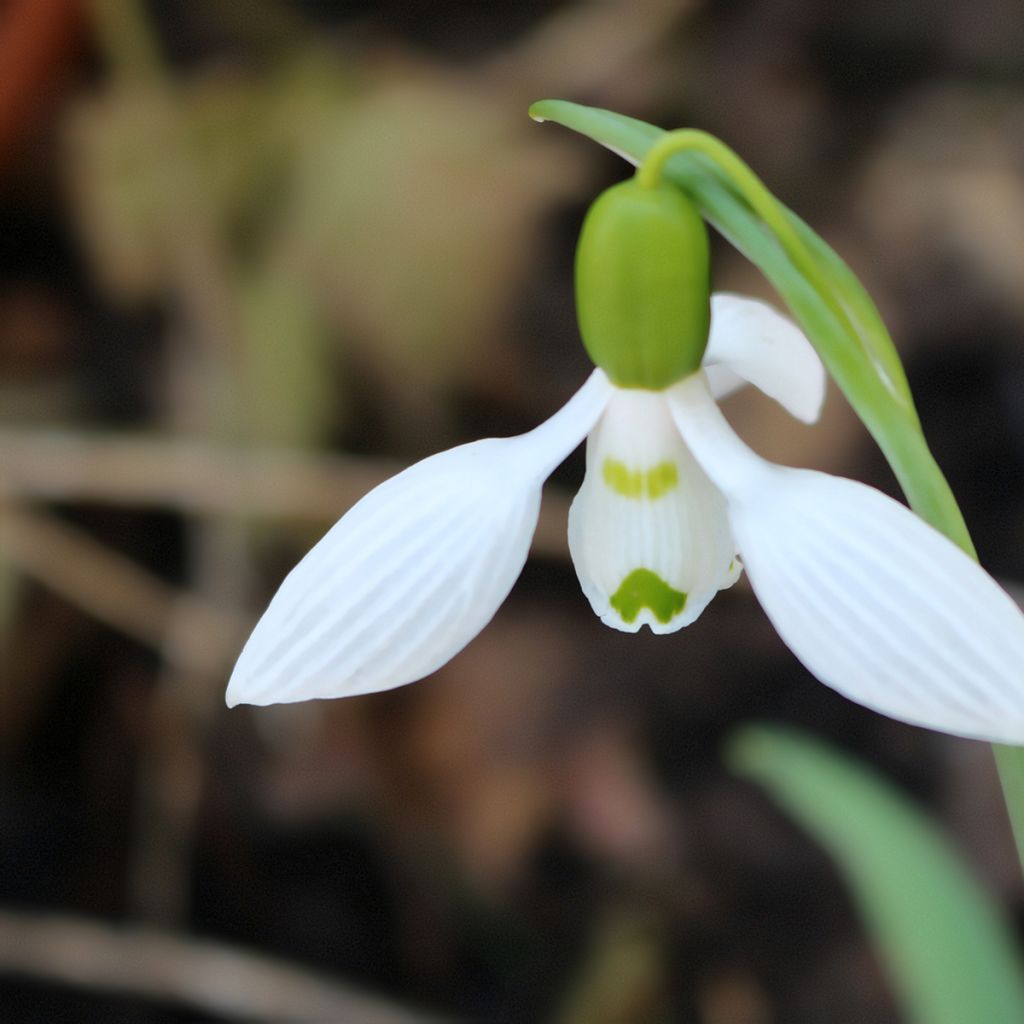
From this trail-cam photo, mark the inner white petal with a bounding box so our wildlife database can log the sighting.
[568,386,740,634]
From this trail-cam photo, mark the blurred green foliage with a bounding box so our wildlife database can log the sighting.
[732,725,1024,1024]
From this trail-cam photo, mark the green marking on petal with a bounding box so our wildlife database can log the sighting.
[603,458,644,498]
[610,569,687,624]
[645,461,679,498]
[602,459,679,499]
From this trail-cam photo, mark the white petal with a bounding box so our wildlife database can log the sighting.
[704,293,826,423]
[669,375,1024,743]
[737,473,1024,742]
[227,371,612,705]
[568,386,739,635]
[667,373,776,502]
[704,363,746,402]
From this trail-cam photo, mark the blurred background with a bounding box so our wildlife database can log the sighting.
[3,1,1024,1021]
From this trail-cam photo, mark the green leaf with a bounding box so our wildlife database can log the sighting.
[729,724,1024,1024]
[993,745,1024,873]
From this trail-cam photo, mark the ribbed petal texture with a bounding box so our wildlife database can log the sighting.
[568,386,739,634]
[732,469,1024,743]
[227,371,612,705]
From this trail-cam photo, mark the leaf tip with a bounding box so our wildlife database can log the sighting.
[528,99,553,123]
[723,722,776,779]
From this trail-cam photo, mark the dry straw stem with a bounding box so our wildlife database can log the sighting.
[0,503,246,676]
[0,908,447,1024]
[0,428,573,559]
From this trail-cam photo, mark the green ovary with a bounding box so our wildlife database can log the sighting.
[603,459,679,499]
[610,569,687,624]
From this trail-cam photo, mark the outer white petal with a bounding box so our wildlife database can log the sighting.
[670,374,1024,743]
[704,363,746,402]
[568,386,739,635]
[227,370,612,706]
[704,293,826,423]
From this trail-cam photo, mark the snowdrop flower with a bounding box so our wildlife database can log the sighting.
[227,175,1024,746]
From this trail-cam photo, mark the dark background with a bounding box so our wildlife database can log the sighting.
[3,1,1024,1021]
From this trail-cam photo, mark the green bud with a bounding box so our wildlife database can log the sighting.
[575,177,710,389]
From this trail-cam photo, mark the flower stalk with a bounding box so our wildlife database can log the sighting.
[637,129,913,409]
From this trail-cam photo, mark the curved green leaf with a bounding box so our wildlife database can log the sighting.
[730,724,1024,1024]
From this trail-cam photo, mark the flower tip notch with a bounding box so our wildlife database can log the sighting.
[224,674,246,709]
[224,652,274,709]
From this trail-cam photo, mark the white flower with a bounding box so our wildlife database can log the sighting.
[227,295,1024,745]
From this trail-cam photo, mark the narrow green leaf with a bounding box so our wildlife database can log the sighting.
[729,724,1024,1024]
[994,744,1024,870]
